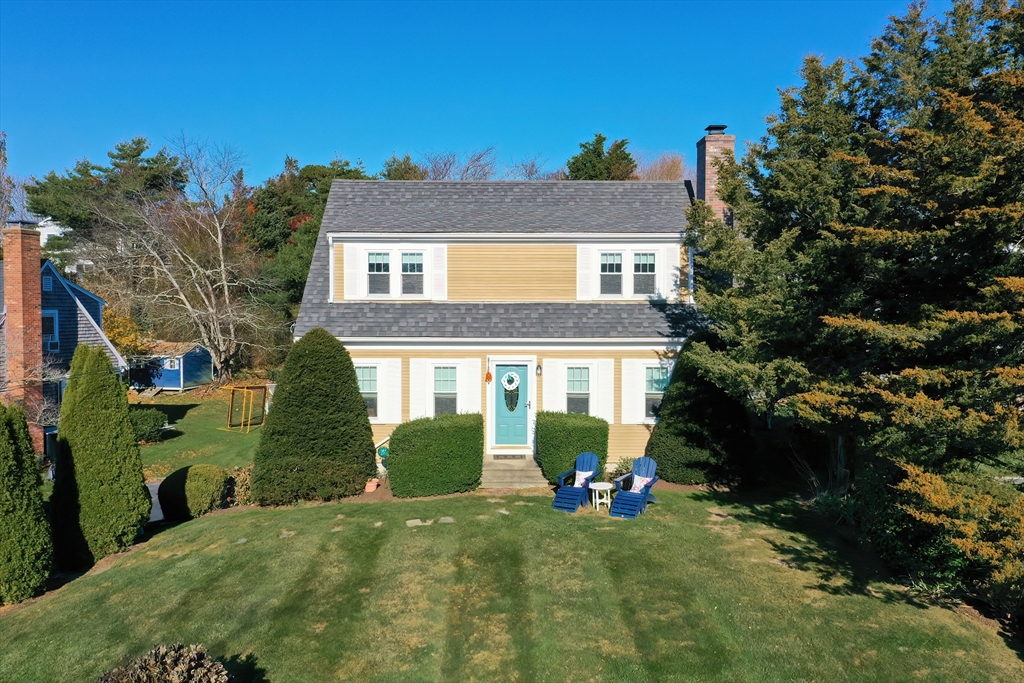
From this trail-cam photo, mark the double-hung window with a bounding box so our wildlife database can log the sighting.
[367,253,390,294]
[402,253,424,294]
[356,366,378,417]
[434,366,457,415]
[634,253,656,295]
[41,311,59,352]
[645,366,670,419]
[164,358,179,371]
[566,367,590,415]
[600,253,622,294]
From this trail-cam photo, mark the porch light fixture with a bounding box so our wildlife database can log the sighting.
[536,365,543,376]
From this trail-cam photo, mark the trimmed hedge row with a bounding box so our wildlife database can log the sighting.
[535,411,608,484]
[158,465,229,521]
[386,413,483,498]
[129,407,166,443]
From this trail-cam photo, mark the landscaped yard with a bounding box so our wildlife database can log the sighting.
[134,392,260,479]
[1,490,1020,682]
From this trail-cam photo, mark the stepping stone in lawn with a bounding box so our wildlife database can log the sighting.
[476,515,490,520]
[281,530,295,537]
[406,519,424,527]
[335,514,345,519]
[331,527,343,532]
[497,509,510,515]
[487,498,504,503]
[439,517,455,524]
[374,521,383,527]
[235,538,247,544]
[513,501,535,506]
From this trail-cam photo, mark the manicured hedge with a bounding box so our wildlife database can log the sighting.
[645,345,754,485]
[129,407,166,443]
[251,328,376,504]
[0,404,53,605]
[535,411,608,484]
[158,465,229,521]
[52,346,150,569]
[387,413,483,498]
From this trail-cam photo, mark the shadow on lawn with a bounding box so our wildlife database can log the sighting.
[219,652,270,682]
[148,404,202,441]
[691,489,930,609]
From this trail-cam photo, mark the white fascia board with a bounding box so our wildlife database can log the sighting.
[326,232,681,245]
[313,337,683,351]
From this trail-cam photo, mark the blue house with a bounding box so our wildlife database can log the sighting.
[130,341,214,391]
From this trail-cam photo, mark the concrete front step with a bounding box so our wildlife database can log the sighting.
[481,456,549,489]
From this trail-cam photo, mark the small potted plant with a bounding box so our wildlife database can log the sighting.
[365,477,380,493]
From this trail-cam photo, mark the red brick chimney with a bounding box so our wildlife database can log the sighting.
[3,219,45,452]
[696,124,736,223]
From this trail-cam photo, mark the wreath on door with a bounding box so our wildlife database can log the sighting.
[501,371,520,412]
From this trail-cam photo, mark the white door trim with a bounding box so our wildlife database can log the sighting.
[486,355,537,457]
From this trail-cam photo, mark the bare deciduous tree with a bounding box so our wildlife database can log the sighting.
[421,147,498,180]
[504,154,549,180]
[634,152,694,181]
[82,137,277,377]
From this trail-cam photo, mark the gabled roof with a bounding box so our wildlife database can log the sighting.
[321,180,690,234]
[142,341,203,358]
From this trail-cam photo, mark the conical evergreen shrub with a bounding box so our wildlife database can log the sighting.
[251,328,376,504]
[0,404,53,604]
[51,346,150,569]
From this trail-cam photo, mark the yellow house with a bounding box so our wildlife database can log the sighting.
[296,126,735,486]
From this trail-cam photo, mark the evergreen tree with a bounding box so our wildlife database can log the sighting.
[51,346,150,569]
[251,328,376,504]
[0,405,53,604]
[381,153,429,180]
[566,133,638,180]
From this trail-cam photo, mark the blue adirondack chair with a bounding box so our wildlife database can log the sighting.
[609,457,659,519]
[552,452,600,513]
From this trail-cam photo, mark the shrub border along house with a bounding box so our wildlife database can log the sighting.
[386,413,483,498]
[535,411,608,484]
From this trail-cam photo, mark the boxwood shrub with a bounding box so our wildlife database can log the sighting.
[129,407,166,443]
[387,413,483,498]
[535,411,608,484]
[158,465,229,521]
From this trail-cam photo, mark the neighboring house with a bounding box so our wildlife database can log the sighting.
[130,341,214,391]
[296,125,735,470]
[0,219,126,452]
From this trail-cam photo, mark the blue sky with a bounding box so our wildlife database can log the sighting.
[1,0,951,184]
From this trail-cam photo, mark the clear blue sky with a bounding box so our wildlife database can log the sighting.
[1,0,950,184]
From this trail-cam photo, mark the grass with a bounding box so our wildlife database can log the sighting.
[2,490,1020,682]
[134,392,260,479]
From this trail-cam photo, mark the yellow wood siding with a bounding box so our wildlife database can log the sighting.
[333,243,344,300]
[609,424,654,463]
[679,245,691,301]
[371,424,397,444]
[447,244,577,301]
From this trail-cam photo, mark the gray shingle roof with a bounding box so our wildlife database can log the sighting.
[296,301,674,339]
[321,180,689,234]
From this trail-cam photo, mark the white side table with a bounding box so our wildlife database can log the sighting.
[590,482,613,511]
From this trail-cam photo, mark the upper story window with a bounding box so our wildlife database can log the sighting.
[434,366,457,415]
[42,276,53,292]
[368,253,390,295]
[356,366,378,417]
[566,366,590,415]
[634,253,656,295]
[42,311,59,352]
[645,366,670,418]
[402,253,424,295]
[600,253,622,295]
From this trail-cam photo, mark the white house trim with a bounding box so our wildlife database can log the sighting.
[327,231,683,244]
[485,354,537,457]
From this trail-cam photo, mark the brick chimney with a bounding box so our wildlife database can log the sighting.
[3,219,45,452]
[696,124,736,223]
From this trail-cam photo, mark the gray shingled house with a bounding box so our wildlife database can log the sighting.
[295,126,735,487]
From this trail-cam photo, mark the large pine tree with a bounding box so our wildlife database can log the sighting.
[0,405,53,604]
[250,328,376,504]
[51,346,150,569]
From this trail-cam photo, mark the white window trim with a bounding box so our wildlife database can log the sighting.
[580,244,680,301]
[621,358,675,425]
[334,239,445,301]
[164,357,180,370]
[41,309,59,352]
[352,359,402,424]
[542,358,614,423]
[410,358,481,419]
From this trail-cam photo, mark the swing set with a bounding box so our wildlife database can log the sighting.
[219,385,269,433]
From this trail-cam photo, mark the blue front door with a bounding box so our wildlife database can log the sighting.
[495,365,528,445]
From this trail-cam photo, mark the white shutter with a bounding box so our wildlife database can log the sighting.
[458,358,482,414]
[379,359,403,423]
[542,359,566,412]
[344,244,360,299]
[577,246,591,300]
[620,359,645,424]
[595,359,615,423]
[409,359,429,420]
[433,246,447,300]
[663,245,680,299]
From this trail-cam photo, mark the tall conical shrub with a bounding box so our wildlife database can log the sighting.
[251,328,376,504]
[0,404,53,604]
[51,346,150,569]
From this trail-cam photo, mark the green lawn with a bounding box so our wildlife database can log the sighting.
[135,393,260,479]
[2,491,1020,682]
